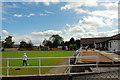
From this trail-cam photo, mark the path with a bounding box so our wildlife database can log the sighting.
[96,50,120,62]
[46,59,69,74]
[78,51,112,63]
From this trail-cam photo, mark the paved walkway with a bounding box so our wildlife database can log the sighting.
[96,50,120,62]
[46,59,69,74]
[78,51,112,63]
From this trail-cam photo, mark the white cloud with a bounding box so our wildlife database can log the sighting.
[97,29,119,37]
[104,2,118,11]
[74,8,88,14]
[66,24,71,27]
[61,1,118,19]
[61,3,83,10]
[79,16,113,32]
[31,30,62,36]
[31,0,59,6]
[61,0,98,10]
[43,0,59,6]
[89,2,118,19]
[2,0,117,2]
[14,13,35,18]
[76,29,119,39]
[44,2,50,6]
[63,15,116,39]
[14,14,23,17]
[64,26,85,33]
[89,10,118,19]
[45,10,54,14]
[2,30,9,34]
[40,13,47,16]
[12,35,32,43]
[26,13,35,17]
[11,34,44,46]
[76,32,97,38]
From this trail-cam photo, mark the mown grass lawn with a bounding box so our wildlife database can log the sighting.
[2,51,74,75]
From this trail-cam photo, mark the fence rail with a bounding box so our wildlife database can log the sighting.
[0,56,98,60]
[1,48,100,76]
[0,56,99,76]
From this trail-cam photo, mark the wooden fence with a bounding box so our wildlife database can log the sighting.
[3,48,62,51]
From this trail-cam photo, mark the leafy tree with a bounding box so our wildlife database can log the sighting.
[39,44,43,48]
[64,41,69,48]
[73,44,77,50]
[52,39,59,48]
[69,37,75,45]
[45,41,52,48]
[75,39,80,49]
[42,39,52,48]
[69,44,73,50]
[43,39,48,46]
[49,34,63,48]
[60,41,64,46]
[2,41,4,48]
[4,36,14,48]
[26,40,33,48]
[19,41,28,48]
[42,34,63,48]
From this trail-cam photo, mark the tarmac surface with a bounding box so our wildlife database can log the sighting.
[78,51,112,63]
[96,50,120,62]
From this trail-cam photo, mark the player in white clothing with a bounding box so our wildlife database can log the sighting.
[23,53,28,66]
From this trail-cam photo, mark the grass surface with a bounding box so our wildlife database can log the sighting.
[2,51,74,75]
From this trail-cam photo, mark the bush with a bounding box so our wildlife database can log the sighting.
[69,44,73,50]
[73,44,77,50]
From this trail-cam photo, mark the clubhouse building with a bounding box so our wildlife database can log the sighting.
[81,34,120,52]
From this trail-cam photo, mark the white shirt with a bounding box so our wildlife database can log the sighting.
[23,54,27,60]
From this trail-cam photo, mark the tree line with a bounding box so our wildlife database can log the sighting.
[1,34,80,50]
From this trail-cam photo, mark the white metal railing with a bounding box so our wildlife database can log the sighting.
[0,56,99,76]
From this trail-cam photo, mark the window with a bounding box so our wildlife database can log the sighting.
[109,42,111,48]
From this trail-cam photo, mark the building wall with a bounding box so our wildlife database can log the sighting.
[108,40,120,52]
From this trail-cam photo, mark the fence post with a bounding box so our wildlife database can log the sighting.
[38,57,41,75]
[7,58,9,77]
[68,57,70,73]
[96,56,100,73]
[112,57,114,65]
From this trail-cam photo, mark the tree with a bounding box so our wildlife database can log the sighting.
[52,39,59,48]
[2,41,4,48]
[45,41,52,48]
[43,39,48,46]
[73,44,77,50]
[75,39,80,49]
[39,43,43,48]
[60,41,64,46]
[19,41,28,48]
[49,34,63,48]
[64,41,69,48]
[4,36,14,48]
[42,39,52,48]
[69,44,73,50]
[69,37,75,45]
[26,40,33,48]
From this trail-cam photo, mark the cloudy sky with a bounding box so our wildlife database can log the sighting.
[1,0,119,46]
